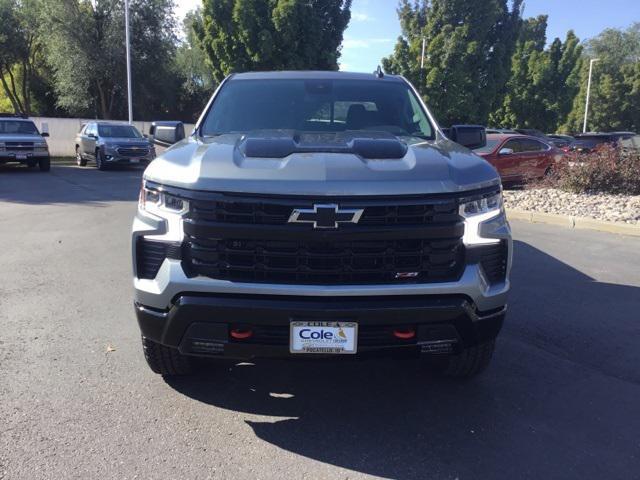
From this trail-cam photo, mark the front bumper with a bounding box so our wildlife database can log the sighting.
[0,152,49,163]
[135,294,505,358]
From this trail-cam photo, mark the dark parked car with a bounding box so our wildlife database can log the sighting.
[570,132,636,153]
[74,122,155,170]
[546,134,575,150]
[0,114,50,171]
[474,133,563,183]
[486,128,518,134]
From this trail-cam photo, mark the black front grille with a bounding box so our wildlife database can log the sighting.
[190,197,459,226]
[117,146,149,157]
[180,193,468,285]
[6,142,34,151]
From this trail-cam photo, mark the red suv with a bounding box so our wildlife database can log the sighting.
[474,134,563,183]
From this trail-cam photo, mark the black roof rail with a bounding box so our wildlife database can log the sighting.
[0,113,29,119]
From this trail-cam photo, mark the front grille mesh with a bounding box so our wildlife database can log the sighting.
[117,147,149,157]
[181,194,466,285]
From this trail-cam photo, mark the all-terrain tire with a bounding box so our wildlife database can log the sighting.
[440,340,495,378]
[141,336,192,376]
[38,156,51,172]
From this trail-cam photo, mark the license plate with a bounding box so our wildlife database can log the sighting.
[290,321,358,354]
[130,158,140,164]
[17,154,27,160]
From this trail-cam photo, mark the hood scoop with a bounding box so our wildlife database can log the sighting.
[241,130,408,160]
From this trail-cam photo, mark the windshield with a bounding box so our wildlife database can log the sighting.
[98,124,142,138]
[474,138,500,153]
[0,120,39,135]
[201,79,434,140]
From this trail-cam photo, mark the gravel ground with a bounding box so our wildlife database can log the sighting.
[504,188,640,224]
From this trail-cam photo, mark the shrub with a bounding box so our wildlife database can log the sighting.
[540,144,640,195]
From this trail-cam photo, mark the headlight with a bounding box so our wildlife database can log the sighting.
[139,182,189,217]
[459,191,505,245]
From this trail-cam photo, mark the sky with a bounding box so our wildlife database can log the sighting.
[175,0,640,72]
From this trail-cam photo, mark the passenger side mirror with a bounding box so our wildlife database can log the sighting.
[41,132,49,137]
[499,147,514,155]
[149,121,185,146]
[40,122,49,137]
[447,125,486,149]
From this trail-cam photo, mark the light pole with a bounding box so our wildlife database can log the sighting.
[583,58,600,133]
[125,0,133,124]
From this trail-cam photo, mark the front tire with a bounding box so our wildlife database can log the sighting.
[76,148,87,167]
[141,336,192,376]
[95,149,107,170]
[439,340,495,378]
[38,157,51,172]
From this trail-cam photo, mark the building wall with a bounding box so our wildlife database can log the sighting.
[29,117,195,157]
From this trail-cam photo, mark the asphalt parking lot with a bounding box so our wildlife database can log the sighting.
[1,164,639,480]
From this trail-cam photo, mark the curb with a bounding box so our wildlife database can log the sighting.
[506,209,640,237]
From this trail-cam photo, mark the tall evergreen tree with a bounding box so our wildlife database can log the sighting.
[382,0,523,126]
[565,23,640,132]
[195,0,352,82]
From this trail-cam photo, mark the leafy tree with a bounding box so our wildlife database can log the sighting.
[173,8,217,121]
[196,0,352,82]
[0,0,45,114]
[41,0,178,119]
[565,23,640,132]
[382,0,523,126]
[490,17,583,132]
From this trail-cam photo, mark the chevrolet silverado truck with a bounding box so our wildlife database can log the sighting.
[132,71,512,378]
[0,114,50,171]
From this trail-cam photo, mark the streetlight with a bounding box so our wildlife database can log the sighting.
[125,0,133,124]
[583,58,600,133]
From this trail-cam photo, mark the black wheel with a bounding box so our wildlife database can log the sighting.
[76,147,87,167]
[141,336,192,376]
[38,157,51,172]
[438,340,495,378]
[95,149,107,170]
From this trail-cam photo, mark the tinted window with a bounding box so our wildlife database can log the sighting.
[98,124,142,138]
[521,139,547,152]
[473,138,500,153]
[0,120,39,135]
[201,79,434,139]
[503,139,524,153]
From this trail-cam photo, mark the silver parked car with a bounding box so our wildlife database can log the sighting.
[0,114,50,171]
[74,122,155,170]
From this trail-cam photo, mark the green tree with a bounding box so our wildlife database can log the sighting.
[490,17,583,132]
[196,0,352,82]
[565,23,640,132]
[382,0,523,126]
[173,8,217,121]
[41,0,178,119]
[0,0,45,115]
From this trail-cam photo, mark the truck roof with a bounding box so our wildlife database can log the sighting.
[230,70,405,82]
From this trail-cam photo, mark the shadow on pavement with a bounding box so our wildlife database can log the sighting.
[165,240,640,479]
[0,163,144,204]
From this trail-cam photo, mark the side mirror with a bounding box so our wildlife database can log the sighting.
[41,132,50,137]
[149,121,185,146]
[499,147,514,155]
[447,125,486,149]
[40,122,49,136]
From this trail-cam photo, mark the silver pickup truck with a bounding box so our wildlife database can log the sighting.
[132,71,512,379]
[0,115,50,171]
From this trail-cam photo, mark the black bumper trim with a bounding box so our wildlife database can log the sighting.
[135,294,505,359]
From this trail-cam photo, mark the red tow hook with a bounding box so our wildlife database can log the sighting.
[230,328,253,340]
[393,328,416,340]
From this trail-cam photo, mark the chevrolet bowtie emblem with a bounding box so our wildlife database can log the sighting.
[288,204,364,229]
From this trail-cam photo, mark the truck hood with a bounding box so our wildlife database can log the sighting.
[0,134,45,143]
[144,133,500,196]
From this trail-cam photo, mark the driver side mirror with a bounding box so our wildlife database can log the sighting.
[499,147,514,155]
[148,121,185,146]
[447,125,486,149]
